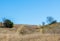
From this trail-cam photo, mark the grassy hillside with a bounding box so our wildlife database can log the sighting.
[0,23,60,41]
[0,23,60,34]
[14,23,60,34]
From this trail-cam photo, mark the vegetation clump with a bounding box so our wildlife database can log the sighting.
[3,19,13,28]
[47,16,57,25]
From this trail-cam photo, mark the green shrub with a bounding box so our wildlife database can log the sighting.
[3,19,13,28]
[47,16,57,25]
[49,20,57,25]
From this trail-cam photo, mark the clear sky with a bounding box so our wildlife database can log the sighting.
[0,0,60,25]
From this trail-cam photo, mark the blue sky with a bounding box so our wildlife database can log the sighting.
[0,0,60,25]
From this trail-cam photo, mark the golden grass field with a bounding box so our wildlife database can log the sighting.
[0,33,60,41]
[0,23,60,41]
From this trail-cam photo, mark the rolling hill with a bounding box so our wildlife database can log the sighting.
[0,22,60,41]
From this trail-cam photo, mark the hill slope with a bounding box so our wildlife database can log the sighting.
[0,23,60,34]
[0,23,60,41]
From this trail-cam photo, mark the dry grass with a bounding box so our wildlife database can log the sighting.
[0,23,60,41]
[0,33,60,41]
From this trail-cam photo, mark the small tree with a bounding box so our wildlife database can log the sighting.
[3,19,13,28]
[47,16,57,25]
